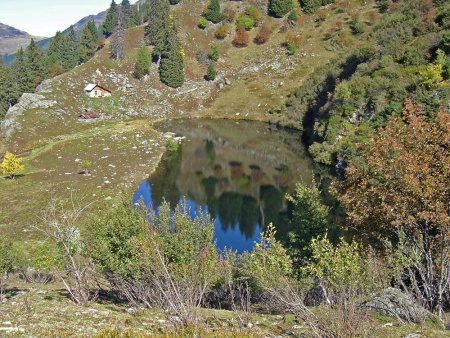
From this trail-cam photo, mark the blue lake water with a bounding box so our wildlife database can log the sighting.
[132,119,317,253]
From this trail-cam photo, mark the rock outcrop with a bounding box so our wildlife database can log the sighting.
[0,92,56,140]
[364,288,433,323]
[304,279,330,307]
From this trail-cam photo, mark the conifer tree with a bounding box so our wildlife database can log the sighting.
[130,4,142,27]
[10,48,34,95]
[139,0,151,23]
[269,0,294,18]
[79,21,99,63]
[205,62,217,81]
[205,0,222,24]
[47,32,66,68]
[144,0,170,60]
[121,0,132,28]
[103,0,118,37]
[65,26,79,69]
[134,45,151,79]
[159,28,184,88]
[0,62,9,118]
[25,39,46,85]
[111,7,125,60]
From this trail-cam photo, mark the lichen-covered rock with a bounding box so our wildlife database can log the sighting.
[303,279,330,307]
[364,288,432,323]
[0,92,56,140]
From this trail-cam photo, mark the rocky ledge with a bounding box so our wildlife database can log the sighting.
[0,92,56,140]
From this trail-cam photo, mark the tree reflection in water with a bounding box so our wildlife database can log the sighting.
[133,119,316,253]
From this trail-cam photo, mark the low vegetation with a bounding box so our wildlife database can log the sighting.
[0,0,449,336]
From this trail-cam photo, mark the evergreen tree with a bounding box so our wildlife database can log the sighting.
[65,26,79,70]
[130,4,142,27]
[25,39,46,85]
[269,0,294,18]
[134,45,151,79]
[46,32,67,68]
[111,7,125,60]
[205,0,222,24]
[159,28,184,88]
[0,62,9,118]
[79,21,99,63]
[10,48,34,95]
[144,0,171,60]
[103,0,118,37]
[139,0,151,23]
[121,0,132,28]
[205,62,217,81]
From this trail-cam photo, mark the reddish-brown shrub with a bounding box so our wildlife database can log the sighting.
[233,28,249,47]
[254,23,271,45]
[420,0,436,27]
[223,6,236,23]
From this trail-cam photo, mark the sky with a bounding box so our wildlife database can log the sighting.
[0,0,116,37]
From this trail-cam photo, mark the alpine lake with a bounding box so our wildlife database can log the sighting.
[133,119,325,253]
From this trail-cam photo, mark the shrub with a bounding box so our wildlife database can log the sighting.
[92,200,218,325]
[133,45,151,79]
[204,0,222,24]
[288,10,298,23]
[233,28,249,47]
[205,62,217,81]
[1,151,24,179]
[284,31,301,55]
[236,14,255,31]
[208,43,219,62]
[350,20,365,34]
[269,0,294,18]
[80,159,92,172]
[254,23,271,44]
[14,241,62,284]
[302,236,376,337]
[35,198,97,305]
[244,6,263,24]
[223,5,236,23]
[0,236,13,301]
[198,17,208,29]
[316,8,327,22]
[333,100,450,314]
[214,24,229,39]
[166,139,180,152]
[286,181,330,264]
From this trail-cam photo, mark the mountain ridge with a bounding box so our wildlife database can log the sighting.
[0,22,31,39]
[0,22,46,55]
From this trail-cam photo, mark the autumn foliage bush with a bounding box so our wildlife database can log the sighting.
[233,28,249,47]
[254,23,271,45]
[334,99,450,314]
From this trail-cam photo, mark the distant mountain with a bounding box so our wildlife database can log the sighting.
[1,0,145,65]
[0,22,46,56]
[34,10,107,52]
[0,23,29,39]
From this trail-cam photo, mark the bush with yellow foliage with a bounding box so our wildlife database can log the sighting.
[1,151,25,179]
